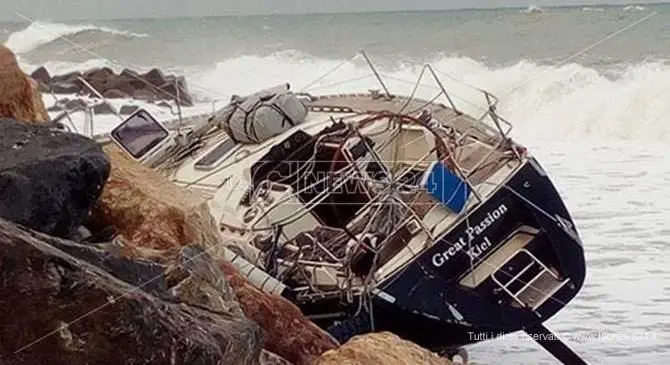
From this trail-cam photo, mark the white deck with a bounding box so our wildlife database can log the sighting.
[86,89,525,293]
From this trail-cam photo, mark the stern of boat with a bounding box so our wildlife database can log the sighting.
[368,156,586,350]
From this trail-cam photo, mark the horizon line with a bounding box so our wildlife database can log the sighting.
[1,1,667,23]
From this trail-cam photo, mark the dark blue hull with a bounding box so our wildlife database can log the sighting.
[308,157,586,353]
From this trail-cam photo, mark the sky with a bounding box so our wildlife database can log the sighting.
[0,0,663,21]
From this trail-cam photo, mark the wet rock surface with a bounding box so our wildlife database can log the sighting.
[260,350,295,365]
[0,218,263,365]
[314,332,454,365]
[0,118,110,239]
[87,144,222,253]
[165,246,245,317]
[33,66,194,106]
[47,237,168,296]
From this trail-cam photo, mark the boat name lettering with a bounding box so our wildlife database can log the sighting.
[432,204,508,267]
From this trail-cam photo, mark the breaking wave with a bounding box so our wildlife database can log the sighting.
[4,21,147,54]
[520,5,544,13]
[623,5,646,12]
[187,53,670,143]
[18,50,670,143]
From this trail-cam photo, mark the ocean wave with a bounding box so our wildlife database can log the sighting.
[186,53,670,143]
[520,5,544,14]
[623,5,646,12]
[20,51,670,143]
[4,20,147,54]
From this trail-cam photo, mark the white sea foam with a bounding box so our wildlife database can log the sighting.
[623,5,646,12]
[21,51,670,144]
[4,20,147,54]
[184,52,670,144]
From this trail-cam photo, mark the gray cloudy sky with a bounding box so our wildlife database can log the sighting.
[0,0,661,21]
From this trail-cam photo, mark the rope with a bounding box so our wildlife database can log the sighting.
[299,53,361,92]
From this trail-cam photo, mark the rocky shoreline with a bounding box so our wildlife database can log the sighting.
[31,66,194,105]
[31,64,197,116]
[1,44,460,365]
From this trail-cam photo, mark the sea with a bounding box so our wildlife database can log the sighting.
[2,3,669,364]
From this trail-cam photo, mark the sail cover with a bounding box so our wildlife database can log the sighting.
[212,83,308,144]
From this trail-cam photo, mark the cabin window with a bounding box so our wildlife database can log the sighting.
[111,109,169,159]
[194,138,237,170]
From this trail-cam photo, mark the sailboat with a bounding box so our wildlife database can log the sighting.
[57,51,588,364]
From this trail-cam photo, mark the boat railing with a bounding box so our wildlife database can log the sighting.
[417,64,523,202]
[50,105,93,136]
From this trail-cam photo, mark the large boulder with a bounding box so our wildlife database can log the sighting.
[49,71,85,95]
[51,82,82,94]
[142,68,169,86]
[260,350,295,365]
[88,144,222,253]
[165,246,245,317]
[0,218,263,365]
[48,233,246,325]
[314,332,453,365]
[0,45,49,123]
[30,66,51,85]
[158,77,193,106]
[105,77,135,97]
[220,261,339,365]
[0,118,110,238]
[50,71,83,84]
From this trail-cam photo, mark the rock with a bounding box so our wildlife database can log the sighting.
[165,246,244,317]
[0,46,49,123]
[38,82,50,93]
[38,66,195,106]
[156,100,173,109]
[51,71,82,84]
[133,88,156,102]
[87,144,223,253]
[143,68,169,86]
[0,118,110,238]
[158,79,193,106]
[30,66,51,84]
[119,104,139,115]
[83,67,114,82]
[314,332,453,365]
[82,67,114,91]
[92,102,116,115]
[106,77,135,96]
[219,260,339,365]
[64,98,88,111]
[120,68,146,90]
[51,82,82,94]
[260,350,295,365]
[45,234,168,296]
[0,217,263,365]
[103,89,130,99]
[48,235,243,320]
[47,104,64,112]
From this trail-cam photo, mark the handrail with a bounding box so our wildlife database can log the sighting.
[361,50,392,100]
[425,64,460,114]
